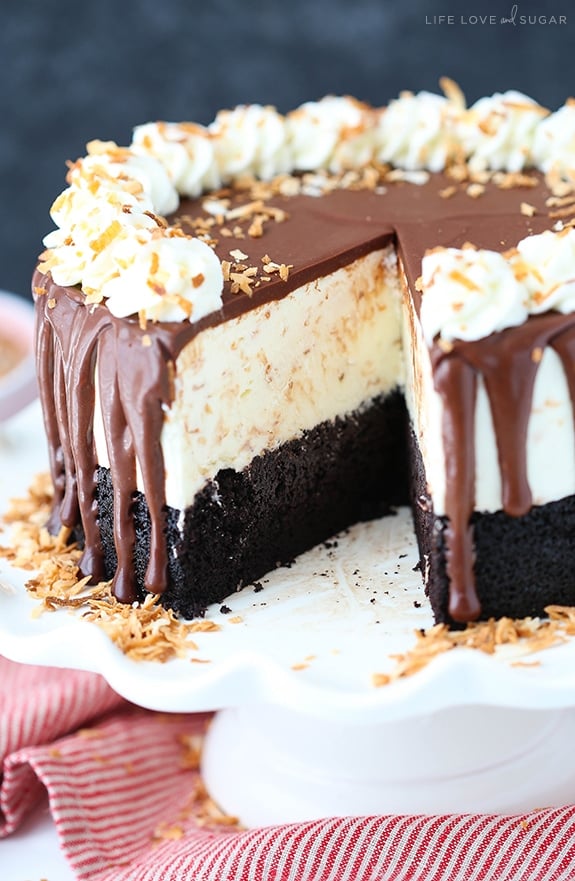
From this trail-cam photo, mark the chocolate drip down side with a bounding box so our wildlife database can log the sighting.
[431,312,575,622]
[432,357,479,622]
[33,270,186,602]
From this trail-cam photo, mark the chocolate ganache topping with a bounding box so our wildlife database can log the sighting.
[33,168,573,620]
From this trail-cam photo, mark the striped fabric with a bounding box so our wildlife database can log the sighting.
[1,656,574,881]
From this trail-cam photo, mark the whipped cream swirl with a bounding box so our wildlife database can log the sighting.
[39,141,223,322]
[532,101,575,181]
[421,228,575,344]
[209,104,291,183]
[132,122,216,198]
[515,228,575,314]
[286,96,377,172]
[458,90,548,173]
[420,246,528,344]
[99,233,223,322]
[376,91,458,172]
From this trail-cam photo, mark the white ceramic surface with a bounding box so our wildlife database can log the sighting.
[202,703,575,824]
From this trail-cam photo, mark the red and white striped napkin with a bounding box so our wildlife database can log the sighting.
[1,654,574,881]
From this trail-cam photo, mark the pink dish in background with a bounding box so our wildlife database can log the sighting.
[0,291,37,421]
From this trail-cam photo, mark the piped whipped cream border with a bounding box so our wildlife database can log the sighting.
[420,227,575,343]
[36,82,575,330]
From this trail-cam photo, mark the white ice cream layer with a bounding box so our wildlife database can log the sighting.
[94,247,403,510]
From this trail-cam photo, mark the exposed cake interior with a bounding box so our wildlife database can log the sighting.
[33,87,575,625]
[94,246,404,512]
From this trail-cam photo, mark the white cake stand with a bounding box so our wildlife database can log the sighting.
[3,402,575,826]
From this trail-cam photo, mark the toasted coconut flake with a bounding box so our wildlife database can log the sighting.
[372,615,567,687]
[89,220,123,253]
[493,171,539,190]
[0,475,216,662]
[194,795,240,828]
[546,194,575,208]
[549,204,575,220]
[229,248,249,261]
[178,733,203,770]
[545,169,575,199]
[520,202,536,217]
[385,169,430,186]
[187,619,221,632]
[439,76,467,109]
[173,769,241,831]
[230,270,257,296]
[372,672,391,687]
[446,163,469,184]
[84,289,105,306]
[152,822,185,842]
[466,183,485,199]
[449,268,480,291]
[546,605,575,635]
[225,199,265,221]
[202,197,231,216]
[248,215,265,238]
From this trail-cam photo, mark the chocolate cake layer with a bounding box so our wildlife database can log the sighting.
[96,392,408,618]
[409,428,575,626]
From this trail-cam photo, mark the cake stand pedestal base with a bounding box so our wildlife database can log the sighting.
[202,703,575,826]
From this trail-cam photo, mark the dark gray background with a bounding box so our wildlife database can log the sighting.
[1,0,571,299]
